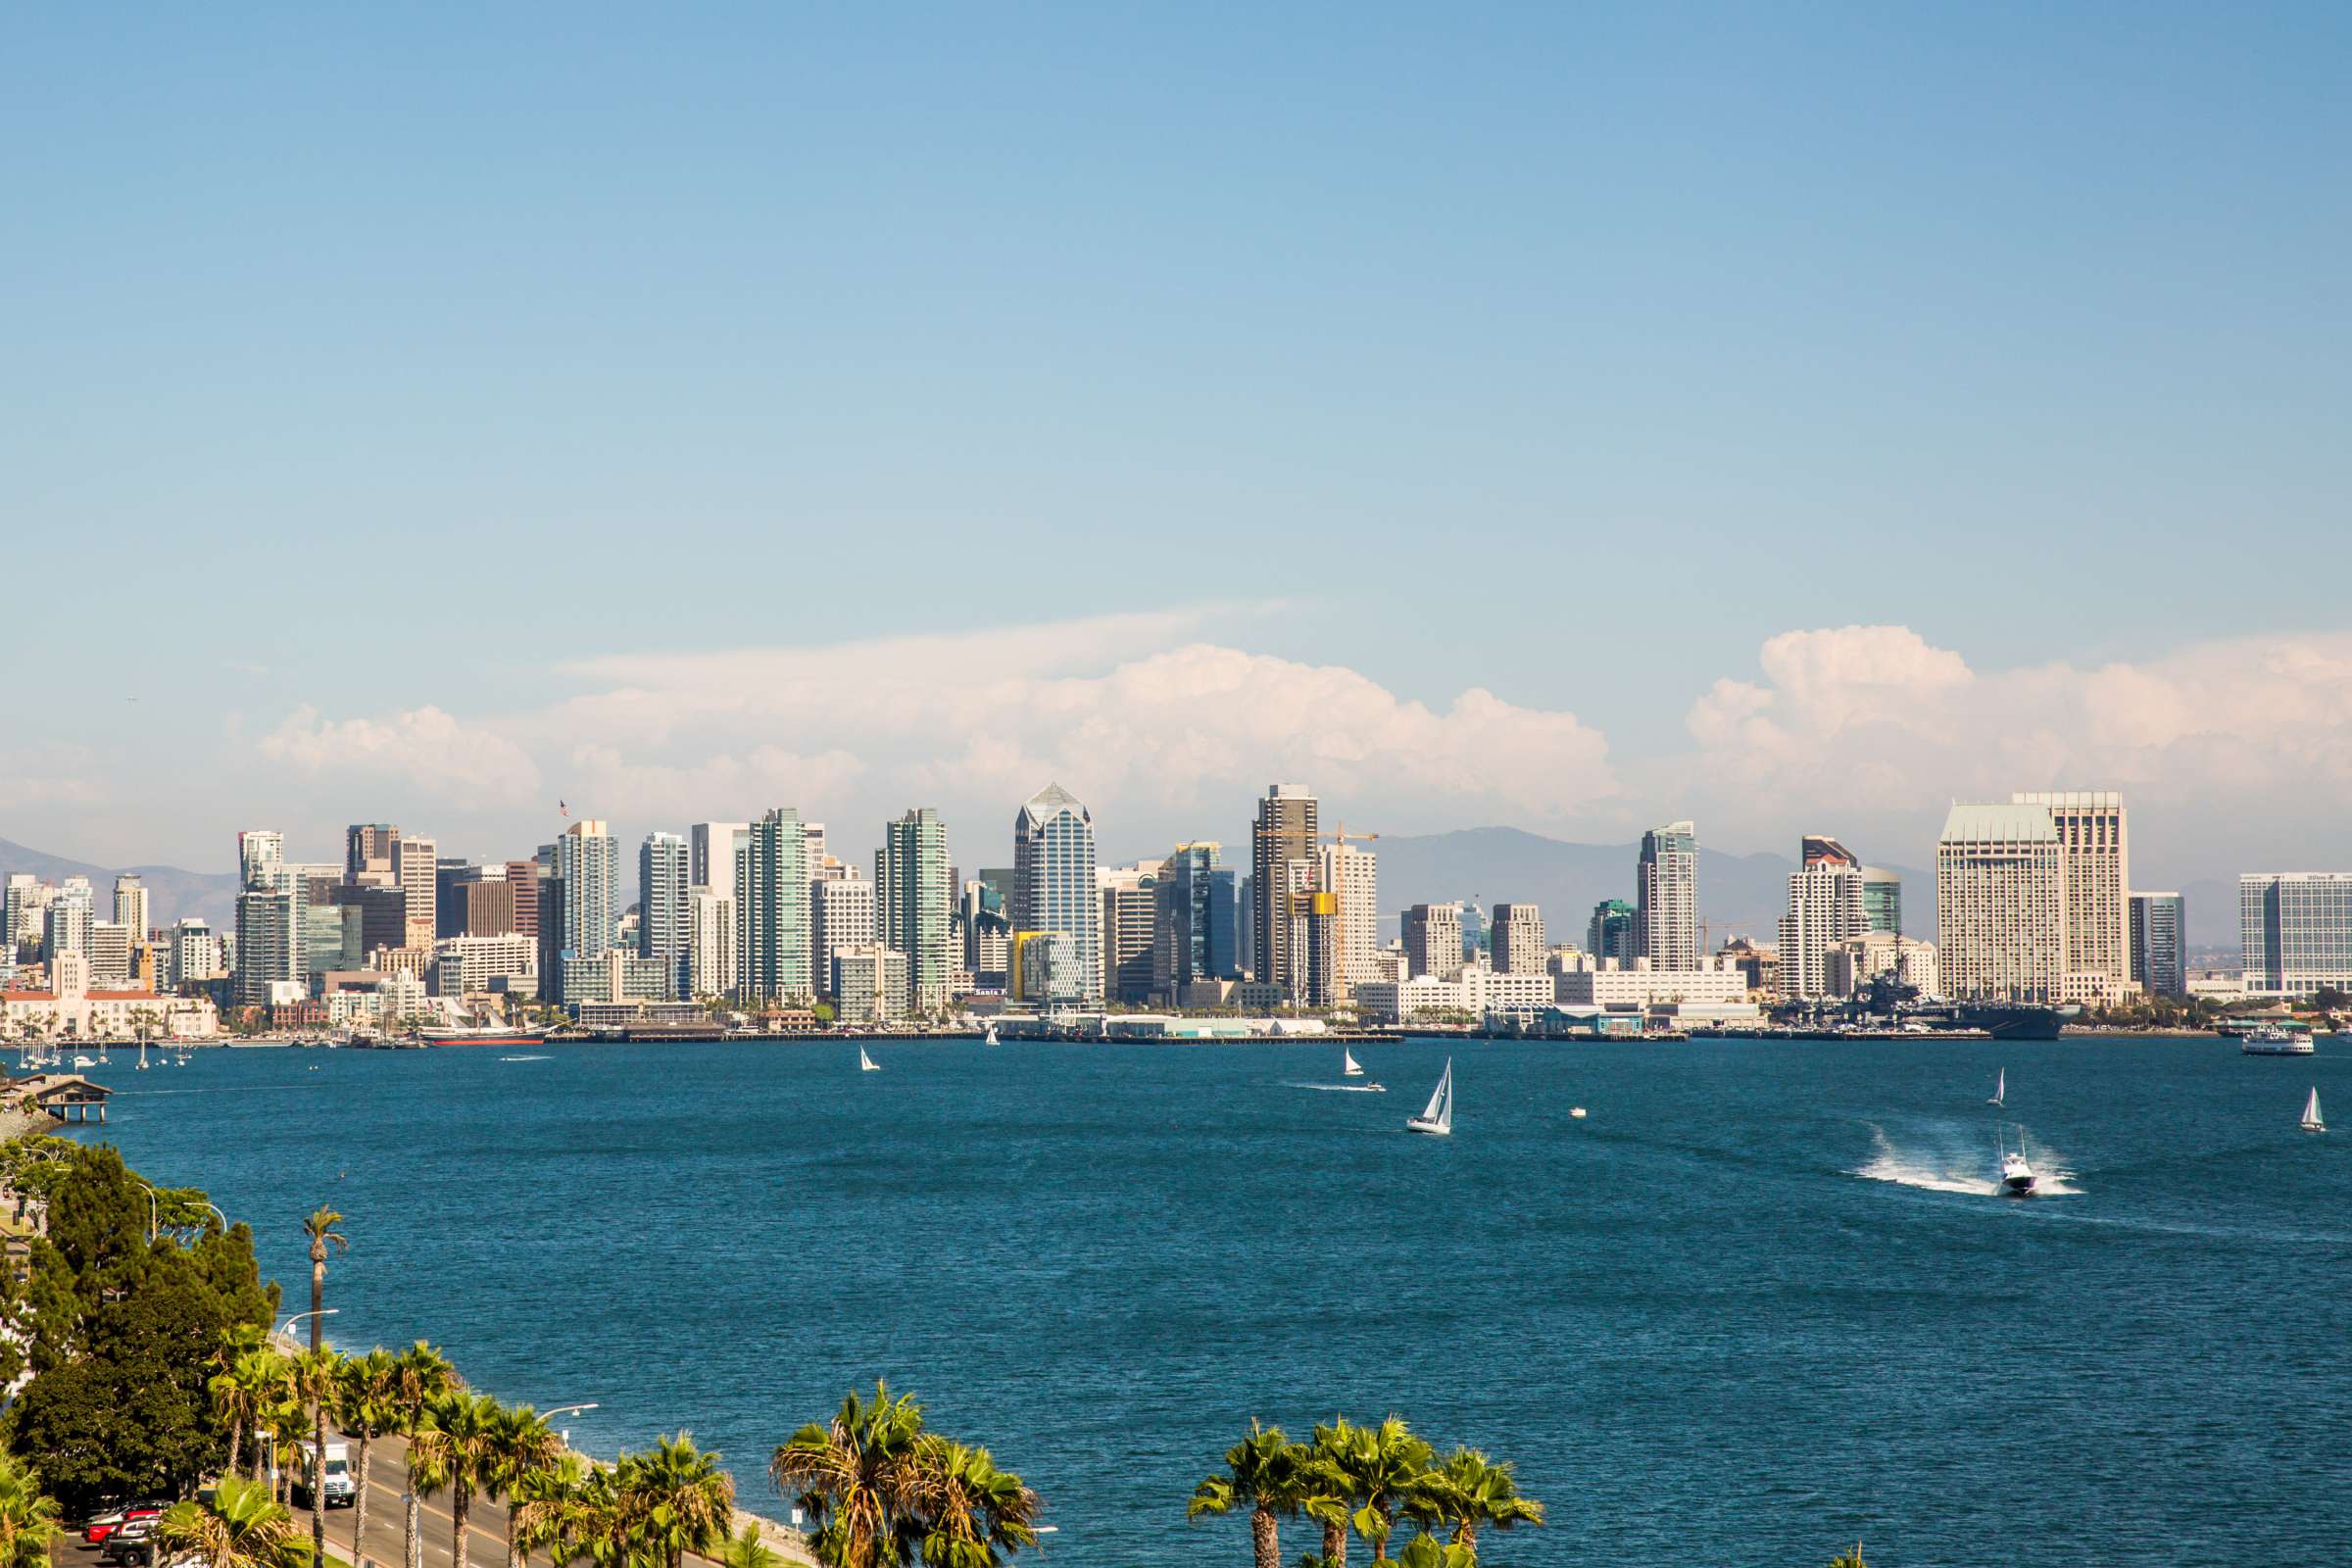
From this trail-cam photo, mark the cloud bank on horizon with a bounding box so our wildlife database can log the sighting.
[13,616,2352,883]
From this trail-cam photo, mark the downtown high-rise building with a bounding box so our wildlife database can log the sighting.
[813,874,877,1001]
[1492,903,1546,976]
[1637,821,1699,969]
[2129,891,2185,1000]
[1013,783,1101,1004]
[1586,898,1636,961]
[2011,791,2130,993]
[1780,837,1868,1001]
[1402,902,1464,980]
[1250,783,1318,996]
[1152,843,1239,1000]
[1936,803,2066,1002]
[234,885,297,1005]
[691,821,751,895]
[347,823,400,884]
[397,833,438,950]
[688,886,736,1000]
[639,831,691,1000]
[546,819,619,1001]
[112,875,149,942]
[238,829,285,891]
[1318,840,1380,985]
[880,808,954,1014]
[2238,874,2352,999]
[1861,866,1903,936]
[1098,862,1159,1004]
[739,808,813,1003]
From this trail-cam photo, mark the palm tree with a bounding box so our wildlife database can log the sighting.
[1327,1416,1433,1562]
[213,1347,290,1481]
[509,1452,595,1568]
[389,1343,459,1568]
[302,1207,348,1351]
[770,1383,929,1568]
[909,1438,1039,1567]
[1298,1421,1364,1568]
[1827,1546,1869,1568]
[481,1404,564,1568]
[716,1525,783,1568]
[0,1453,62,1568]
[334,1348,401,1568]
[155,1477,302,1568]
[1408,1448,1544,1556]
[409,1392,502,1568]
[1188,1420,1308,1568]
[618,1433,735,1568]
[287,1347,347,1568]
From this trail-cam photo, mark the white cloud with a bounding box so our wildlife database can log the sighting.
[259,706,542,809]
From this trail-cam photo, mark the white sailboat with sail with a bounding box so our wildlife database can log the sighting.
[1987,1068,2005,1107]
[983,1021,999,1048]
[1406,1058,1454,1136]
[1343,1050,1365,1077]
[2302,1086,2326,1134]
[858,1047,882,1073]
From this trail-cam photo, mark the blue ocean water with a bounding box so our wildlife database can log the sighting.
[69,1037,2350,1566]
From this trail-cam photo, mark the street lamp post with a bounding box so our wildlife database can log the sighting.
[541,1401,599,1448]
[132,1181,158,1243]
[277,1307,339,1344]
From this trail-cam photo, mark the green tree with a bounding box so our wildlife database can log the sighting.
[301,1207,348,1351]
[1325,1416,1433,1562]
[409,1392,501,1568]
[482,1403,564,1568]
[333,1348,402,1568]
[618,1433,735,1568]
[1189,1420,1309,1568]
[211,1347,290,1481]
[1298,1420,1364,1568]
[909,1438,1038,1568]
[716,1525,783,1568]
[288,1348,346,1568]
[156,1476,303,1568]
[388,1344,460,1568]
[0,1452,62,1568]
[1826,1546,1869,1568]
[1407,1448,1543,1556]
[771,1383,928,1568]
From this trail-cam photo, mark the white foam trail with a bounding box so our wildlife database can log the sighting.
[1851,1123,2083,1199]
[1286,1082,1389,1094]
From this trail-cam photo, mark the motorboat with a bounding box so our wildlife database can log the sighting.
[1996,1126,2036,1197]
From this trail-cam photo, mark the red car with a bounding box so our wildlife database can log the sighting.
[80,1504,163,1545]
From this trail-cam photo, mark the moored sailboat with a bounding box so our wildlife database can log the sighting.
[1406,1058,1454,1136]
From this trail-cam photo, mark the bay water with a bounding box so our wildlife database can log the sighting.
[74,1036,2349,1565]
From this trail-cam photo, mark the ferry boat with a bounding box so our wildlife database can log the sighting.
[2239,1026,2315,1056]
[416,1026,548,1048]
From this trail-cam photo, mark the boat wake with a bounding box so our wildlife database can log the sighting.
[501,1054,552,1062]
[1288,1081,1387,1094]
[1852,1124,2081,1198]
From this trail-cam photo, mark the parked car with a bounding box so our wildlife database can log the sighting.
[98,1514,159,1566]
[80,1503,165,1545]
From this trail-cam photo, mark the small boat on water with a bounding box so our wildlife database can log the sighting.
[859,1047,882,1073]
[983,1021,999,1048]
[135,1043,151,1072]
[1997,1126,2036,1197]
[1988,1067,2005,1106]
[416,1025,548,1049]
[71,1054,95,1068]
[1570,1106,1588,1119]
[2302,1086,2326,1134]
[2241,1026,2316,1056]
[1406,1059,1454,1136]
[1343,1050,1365,1077]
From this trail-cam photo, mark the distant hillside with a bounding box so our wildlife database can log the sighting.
[0,837,240,932]
[1370,827,1936,945]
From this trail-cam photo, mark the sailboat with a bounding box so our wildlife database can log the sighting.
[1406,1058,1454,1136]
[983,1021,999,1048]
[2302,1086,2326,1134]
[1987,1068,2005,1107]
[858,1048,882,1073]
[135,1042,151,1072]
[1343,1050,1365,1077]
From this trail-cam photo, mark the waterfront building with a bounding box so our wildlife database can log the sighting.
[688,888,736,999]
[566,948,673,1008]
[431,933,537,997]
[395,834,438,949]
[2129,891,2186,1000]
[1008,929,1085,1006]
[1826,933,1941,1000]
[813,874,877,1002]
[1718,935,1779,1000]
[2,952,220,1040]
[960,879,1011,989]
[1552,956,1751,1009]
[832,945,908,1026]
[111,876,149,942]
[2012,791,2130,992]
[740,808,814,1003]
[1935,803,2066,1003]
[1587,898,1637,962]
[1151,844,1239,1000]
[85,921,133,989]
[1316,841,1380,985]
[1492,903,1546,976]
[881,808,955,1014]
[168,918,225,987]
[1637,821,1699,969]
[1250,783,1318,999]
[1297,891,1344,1007]
[1234,874,1253,978]
[1861,866,1902,936]
[1780,838,1868,1002]
[299,901,365,984]
[1402,903,1464,980]
[1354,966,1554,1026]
[2238,873,2352,998]
[233,885,297,1005]
[1098,862,1159,1005]
[42,893,91,966]
[3,875,48,958]
[690,821,751,895]
[638,831,691,1000]
[1013,783,1102,1004]
[545,819,620,990]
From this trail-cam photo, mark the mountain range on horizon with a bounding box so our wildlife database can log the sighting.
[0,827,2244,956]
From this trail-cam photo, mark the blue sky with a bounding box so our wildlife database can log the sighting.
[5,4,2349,886]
